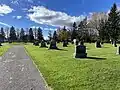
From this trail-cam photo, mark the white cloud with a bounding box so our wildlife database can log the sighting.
[44,28,57,31]
[13,16,22,19]
[11,0,33,5]
[0,4,13,16]
[27,0,33,3]
[30,26,57,31]
[11,0,19,5]
[27,6,85,27]
[22,8,28,11]
[0,22,11,27]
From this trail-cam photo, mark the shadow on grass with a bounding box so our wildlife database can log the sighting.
[48,48,68,51]
[86,57,106,60]
[103,47,110,48]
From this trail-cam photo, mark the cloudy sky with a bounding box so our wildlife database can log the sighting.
[0,0,119,37]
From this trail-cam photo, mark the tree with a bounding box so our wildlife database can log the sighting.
[87,12,108,30]
[77,18,88,40]
[20,28,25,42]
[28,28,34,42]
[98,19,109,42]
[0,27,5,42]
[16,28,20,41]
[5,27,9,40]
[57,26,68,41]
[48,30,52,41]
[37,27,43,41]
[107,3,120,43]
[53,31,58,41]
[71,22,77,41]
[9,26,17,42]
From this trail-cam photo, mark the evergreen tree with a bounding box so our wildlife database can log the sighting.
[78,17,87,29]
[77,17,88,41]
[107,3,120,42]
[5,27,9,40]
[9,26,17,42]
[37,27,43,41]
[48,30,52,41]
[16,28,20,41]
[0,27,5,42]
[98,19,109,42]
[20,28,25,42]
[28,28,34,42]
[71,22,77,41]
[53,31,58,41]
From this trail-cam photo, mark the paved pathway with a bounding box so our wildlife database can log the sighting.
[0,45,48,90]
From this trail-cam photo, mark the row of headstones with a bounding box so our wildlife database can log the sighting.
[33,40,69,49]
[74,40,120,58]
[33,40,120,58]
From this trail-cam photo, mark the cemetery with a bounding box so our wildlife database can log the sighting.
[0,2,120,90]
[25,42,120,90]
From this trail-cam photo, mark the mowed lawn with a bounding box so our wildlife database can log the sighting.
[0,44,10,56]
[25,43,120,90]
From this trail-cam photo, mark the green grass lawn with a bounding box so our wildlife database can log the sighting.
[0,44,10,56]
[9,42,30,45]
[25,43,120,90]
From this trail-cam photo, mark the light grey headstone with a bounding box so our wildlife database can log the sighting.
[116,46,120,55]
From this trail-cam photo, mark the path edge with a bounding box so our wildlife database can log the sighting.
[24,46,50,90]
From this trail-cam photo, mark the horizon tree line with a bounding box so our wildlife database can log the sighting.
[0,26,44,43]
[0,3,119,46]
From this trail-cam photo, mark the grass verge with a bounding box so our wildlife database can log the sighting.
[25,43,120,90]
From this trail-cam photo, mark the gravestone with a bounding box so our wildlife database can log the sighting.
[101,42,104,45]
[49,40,58,49]
[113,41,117,47]
[47,41,50,45]
[95,41,101,48]
[40,40,47,48]
[0,42,2,46]
[76,40,79,45]
[63,40,68,47]
[66,41,69,45]
[33,41,39,46]
[110,39,114,45]
[116,46,120,55]
[9,41,12,43]
[73,39,79,45]
[74,41,87,58]
[71,41,74,44]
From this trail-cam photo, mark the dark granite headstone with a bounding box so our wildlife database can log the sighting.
[40,40,47,48]
[49,40,58,49]
[76,40,79,45]
[47,41,50,45]
[74,41,87,58]
[113,41,117,47]
[33,41,39,46]
[9,41,12,43]
[116,46,120,55]
[63,40,68,47]
[101,42,104,45]
[0,43,2,46]
[71,41,74,44]
[95,41,101,48]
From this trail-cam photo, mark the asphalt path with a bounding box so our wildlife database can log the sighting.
[0,45,47,90]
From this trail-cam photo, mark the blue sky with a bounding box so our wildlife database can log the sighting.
[0,0,119,37]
